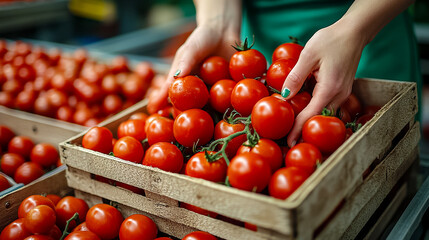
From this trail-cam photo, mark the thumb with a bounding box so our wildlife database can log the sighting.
[281,51,315,100]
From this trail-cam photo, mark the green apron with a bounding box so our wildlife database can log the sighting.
[242,0,422,120]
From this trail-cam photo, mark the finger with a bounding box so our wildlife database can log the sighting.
[286,82,334,147]
[281,50,317,100]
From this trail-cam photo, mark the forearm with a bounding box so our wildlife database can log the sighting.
[194,0,242,32]
[338,0,413,44]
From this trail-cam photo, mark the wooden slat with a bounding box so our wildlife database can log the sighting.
[316,123,420,239]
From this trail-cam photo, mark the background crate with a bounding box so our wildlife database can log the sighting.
[61,78,419,240]
[0,105,85,229]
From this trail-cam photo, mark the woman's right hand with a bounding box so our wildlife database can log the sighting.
[147,0,242,114]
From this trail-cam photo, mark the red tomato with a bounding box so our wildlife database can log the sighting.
[209,79,236,113]
[3,79,23,96]
[272,40,303,62]
[55,196,89,231]
[46,225,62,240]
[111,56,130,74]
[119,214,158,240]
[64,231,100,240]
[18,195,56,218]
[1,153,25,176]
[302,115,346,154]
[231,78,269,116]
[8,136,35,159]
[168,76,209,111]
[24,205,56,234]
[144,114,163,134]
[0,91,14,108]
[15,90,37,112]
[181,202,218,218]
[0,219,32,240]
[51,73,73,93]
[266,58,297,92]
[34,95,56,118]
[357,113,374,126]
[102,94,123,115]
[73,79,102,104]
[45,194,61,206]
[185,151,227,182]
[30,143,58,168]
[73,108,94,126]
[363,105,381,116]
[72,222,90,232]
[14,162,44,184]
[0,125,15,150]
[155,238,173,240]
[173,109,214,147]
[182,231,217,240]
[199,56,231,85]
[101,75,120,95]
[285,143,322,174]
[23,234,53,240]
[214,120,246,158]
[135,62,155,83]
[237,139,283,173]
[244,222,258,232]
[122,74,148,100]
[116,181,144,194]
[129,112,149,121]
[341,93,362,119]
[45,89,68,110]
[56,106,74,123]
[113,136,144,163]
[227,152,271,192]
[142,142,183,173]
[0,174,11,191]
[86,204,124,240]
[117,119,146,142]
[287,91,311,115]
[82,127,113,154]
[251,96,294,140]
[146,117,175,145]
[269,167,310,199]
[338,108,352,124]
[229,44,267,82]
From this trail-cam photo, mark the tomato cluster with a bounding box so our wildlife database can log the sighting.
[0,193,217,240]
[0,125,61,192]
[81,38,380,215]
[0,40,156,127]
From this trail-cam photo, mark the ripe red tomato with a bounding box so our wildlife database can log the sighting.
[119,214,158,240]
[182,231,217,240]
[8,136,35,159]
[117,119,146,142]
[272,40,303,62]
[357,113,373,126]
[15,90,37,112]
[155,238,173,240]
[338,108,352,124]
[45,194,61,206]
[82,127,113,154]
[73,79,102,104]
[64,231,100,240]
[55,196,89,231]
[14,162,44,184]
[18,195,56,218]
[285,143,322,174]
[142,142,183,173]
[185,151,227,182]
[113,136,144,163]
[266,58,297,92]
[231,78,269,116]
[209,79,236,113]
[1,152,25,176]
[269,167,310,200]
[86,204,124,240]
[56,106,74,123]
[129,112,149,121]
[72,222,90,232]
[229,45,267,82]
[168,76,209,111]
[34,95,56,118]
[214,120,246,158]
[181,202,218,218]
[24,205,56,234]
[237,138,283,173]
[173,109,214,147]
[227,152,271,192]
[0,91,14,108]
[0,219,32,240]
[0,125,15,150]
[30,143,58,168]
[363,105,381,116]
[251,96,294,140]
[24,234,55,240]
[135,62,155,83]
[302,115,346,154]
[122,74,148,100]
[287,91,311,115]
[341,93,362,119]
[46,89,68,110]
[102,94,123,115]
[244,222,258,232]
[146,117,175,145]
[199,56,231,85]
[0,174,11,191]
[101,75,120,95]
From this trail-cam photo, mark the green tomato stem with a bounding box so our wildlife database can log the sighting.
[59,212,80,240]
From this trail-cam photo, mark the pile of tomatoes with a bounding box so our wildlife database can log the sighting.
[0,193,218,240]
[0,125,61,193]
[0,40,156,127]
[82,38,379,202]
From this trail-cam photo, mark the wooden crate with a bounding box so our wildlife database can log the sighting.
[60,78,420,240]
[0,106,85,229]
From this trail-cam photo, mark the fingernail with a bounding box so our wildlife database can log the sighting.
[174,69,181,78]
[281,88,290,98]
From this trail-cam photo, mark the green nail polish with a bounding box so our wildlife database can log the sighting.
[281,88,290,98]
[174,69,181,77]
